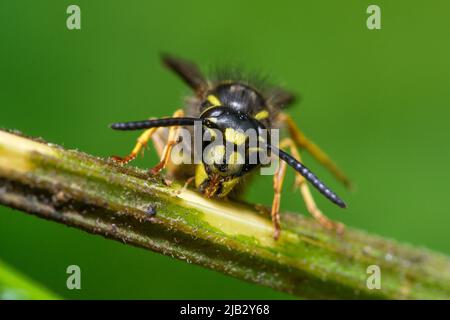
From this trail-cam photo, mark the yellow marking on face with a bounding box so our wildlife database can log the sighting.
[206,128,217,139]
[254,110,269,120]
[248,147,263,153]
[207,117,217,123]
[226,151,244,175]
[225,128,247,145]
[195,163,209,188]
[204,145,225,165]
[228,151,244,165]
[219,177,240,197]
[207,94,221,106]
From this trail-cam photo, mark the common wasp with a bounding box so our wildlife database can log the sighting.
[110,55,351,239]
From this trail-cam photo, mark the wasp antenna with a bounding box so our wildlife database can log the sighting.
[269,145,347,208]
[110,117,200,131]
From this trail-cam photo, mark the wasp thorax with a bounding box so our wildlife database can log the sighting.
[202,83,266,114]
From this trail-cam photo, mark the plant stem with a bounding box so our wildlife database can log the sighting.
[0,129,449,299]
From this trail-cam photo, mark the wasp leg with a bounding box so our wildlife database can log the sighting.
[150,127,166,159]
[280,138,344,233]
[148,127,174,185]
[176,176,195,195]
[149,109,184,175]
[271,156,287,240]
[111,127,158,164]
[279,113,352,189]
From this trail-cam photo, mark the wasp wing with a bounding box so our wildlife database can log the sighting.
[161,54,208,95]
[267,87,298,109]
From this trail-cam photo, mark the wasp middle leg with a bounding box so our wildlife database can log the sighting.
[278,113,352,190]
[271,154,287,240]
[148,109,184,175]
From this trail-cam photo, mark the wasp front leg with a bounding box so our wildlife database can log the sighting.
[111,109,184,174]
[148,109,184,175]
[111,127,158,164]
[280,138,344,233]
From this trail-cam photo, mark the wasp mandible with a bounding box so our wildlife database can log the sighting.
[110,55,351,239]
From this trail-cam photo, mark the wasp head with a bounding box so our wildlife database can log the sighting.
[196,106,270,197]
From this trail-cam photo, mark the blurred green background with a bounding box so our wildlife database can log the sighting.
[0,1,449,299]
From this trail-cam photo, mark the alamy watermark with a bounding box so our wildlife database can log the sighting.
[367,5,381,30]
[66,5,81,30]
[366,265,381,289]
[66,265,81,290]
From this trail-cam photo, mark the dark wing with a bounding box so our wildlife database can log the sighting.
[268,87,298,109]
[161,53,208,95]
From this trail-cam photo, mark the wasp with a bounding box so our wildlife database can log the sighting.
[110,54,351,239]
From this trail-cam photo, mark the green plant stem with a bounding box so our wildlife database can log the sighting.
[0,129,449,299]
